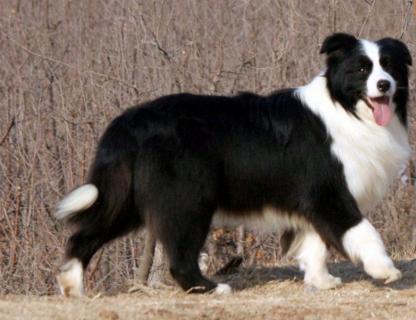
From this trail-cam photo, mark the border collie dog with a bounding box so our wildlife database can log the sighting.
[55,33,411,296]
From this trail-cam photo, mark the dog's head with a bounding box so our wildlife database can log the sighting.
[321,33,412,126]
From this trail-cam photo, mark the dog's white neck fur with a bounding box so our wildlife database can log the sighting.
[295,76,410,212]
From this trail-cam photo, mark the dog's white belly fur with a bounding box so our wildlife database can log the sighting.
[213,208,309,233]
[213,208,342,290]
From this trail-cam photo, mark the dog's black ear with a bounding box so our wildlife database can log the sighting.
[378,37,412,66]
[320,33,358,55]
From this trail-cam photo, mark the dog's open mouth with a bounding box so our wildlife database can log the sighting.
[364,96,392,126]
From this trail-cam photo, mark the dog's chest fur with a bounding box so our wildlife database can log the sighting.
[296,76,411,212]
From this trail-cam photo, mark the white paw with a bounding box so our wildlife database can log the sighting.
[365,265,402,284]
[57,259,84,297]
[213,283,232,295]
[384,268,402,284]
[364,257,402,284]
[305,273,342,290]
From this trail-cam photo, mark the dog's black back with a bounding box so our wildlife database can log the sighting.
[64,90,360,292]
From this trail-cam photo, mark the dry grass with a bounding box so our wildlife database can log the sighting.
[1,259,416,320]
[0,0,415,297]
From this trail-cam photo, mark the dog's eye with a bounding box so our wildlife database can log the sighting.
[358,66,369,73]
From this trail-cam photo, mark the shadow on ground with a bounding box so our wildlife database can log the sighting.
[214,259,416,291]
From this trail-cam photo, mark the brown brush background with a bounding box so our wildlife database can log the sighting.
[0,0,415,295]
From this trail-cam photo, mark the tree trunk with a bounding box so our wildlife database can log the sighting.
[236,225,245,256]
[147,241,172,287]
[136,231,156,284]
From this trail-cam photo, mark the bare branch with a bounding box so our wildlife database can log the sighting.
[358,0,376,37]
[1,31,141,94]
[0,117,15,147]
[400,0,413,39]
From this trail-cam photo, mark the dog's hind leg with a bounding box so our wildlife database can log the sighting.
[150,201,232,294]
[57,230,104,297]
[56,184,142,297]
[144,158,231,294]
[57,214,142,297]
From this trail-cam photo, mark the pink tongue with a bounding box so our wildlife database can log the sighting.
[372,100,392,126]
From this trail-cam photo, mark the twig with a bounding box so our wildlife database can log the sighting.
[400,0,413,39]
[0,117,16,147]
[1,30,141,94]
[331,0,338,33]
[215,256,243,276]
[358,0,376,37]
[9,186,21,272]
[87,249,105,290]
[139,15,172,62]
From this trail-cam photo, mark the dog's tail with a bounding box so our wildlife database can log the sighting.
[55,116,141,230]
[55,184,99,220]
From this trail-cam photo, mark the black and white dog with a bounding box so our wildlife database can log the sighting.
[55,33,411,296]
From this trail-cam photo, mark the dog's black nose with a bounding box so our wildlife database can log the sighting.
[377,80,391,93]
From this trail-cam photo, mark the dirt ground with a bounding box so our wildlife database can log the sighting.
[1,260,415,320]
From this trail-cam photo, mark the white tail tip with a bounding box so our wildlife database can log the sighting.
[55,184,98,220]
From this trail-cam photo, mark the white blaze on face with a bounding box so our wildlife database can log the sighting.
[360,40,396,126]
[361,40,396,97]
